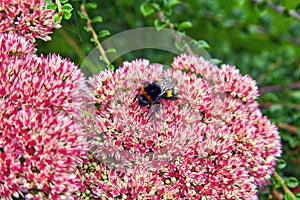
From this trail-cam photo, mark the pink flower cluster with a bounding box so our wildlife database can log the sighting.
[0,33,88,199]
[0,0,60,41]
[82,55,282,199]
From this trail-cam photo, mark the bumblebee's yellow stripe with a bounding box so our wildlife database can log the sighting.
[166,89,173,97]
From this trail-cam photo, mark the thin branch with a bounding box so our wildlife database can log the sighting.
[252,0,300,22]
[157,11,194,55]
[278,122,299,135]
[80,3,110,65]
[55,0,63,16]
[274,171,296,200]
[259,102,298,111]
[272,187,284,200]
[259,82,300,93]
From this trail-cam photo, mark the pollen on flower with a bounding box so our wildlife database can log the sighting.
[86,54,281,199]
[74,154,165,199]
[0,33,36,62]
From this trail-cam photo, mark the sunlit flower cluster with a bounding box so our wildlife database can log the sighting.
[85,54,281,199]
[0,0,60,41]
[0,33,88,199]
[0,33,87,116]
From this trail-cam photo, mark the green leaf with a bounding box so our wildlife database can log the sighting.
[63,11,72,20]
[256,2,267,11]
[296,3,300,14]
[62,3,73,12]
[272,176,281,188]
[272,0,282,6]
[84,26,91,32]
[140,3,154,16]
[212,58,222,65]
[106,48,117,53]
[60,0,68,3]
[85,3,97,9]
[152,3,160,10]
[46,2,57,10]
[178,21,193,29]
[99,56,106,62]
[174,41,187,52]
[164,8,172,17]
[90,38,96,43]
[91,16,103,23]
[288,137,299,149]
[283,9,290,17]
[52,13,61,23]
[98,30,110,38]
[197,40,210,48]
[276,159,287,169]
[166,0,181,8]
[107,64,115,70]
[77,10,87,19]
[154,19,166,30]
[285,177,299,188]
[284,193,294,200]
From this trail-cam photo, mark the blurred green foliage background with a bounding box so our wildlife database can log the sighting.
[38,0,300,198]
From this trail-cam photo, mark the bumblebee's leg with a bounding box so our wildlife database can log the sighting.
[142,81,150,86]
[133,94,139,103]
[152,94,164,104]
[148,103,161,120]
[162,96,178,100]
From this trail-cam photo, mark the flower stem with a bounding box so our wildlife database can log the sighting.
[80,3,111,65]
[274,171,296,200]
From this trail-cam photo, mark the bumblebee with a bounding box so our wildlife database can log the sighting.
[134,77,178,109]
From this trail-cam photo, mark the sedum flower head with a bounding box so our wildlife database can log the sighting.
[86,54,281,199]
[0,0,60,41]
[0,107,87,199]
[0,33,89,199]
